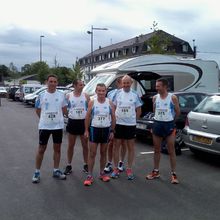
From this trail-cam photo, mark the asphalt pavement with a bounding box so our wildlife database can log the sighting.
[0,98,220,220]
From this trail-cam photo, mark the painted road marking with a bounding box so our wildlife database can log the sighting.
[140,148,189,155]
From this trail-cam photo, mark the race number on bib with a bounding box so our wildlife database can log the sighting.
[156,109,169,121]
[70,107,85,119]
[93,114,108,127]
[44,111,59,124]
[117,106,132,118]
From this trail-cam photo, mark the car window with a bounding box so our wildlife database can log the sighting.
[177,94,206,109]
[194,96,220,113]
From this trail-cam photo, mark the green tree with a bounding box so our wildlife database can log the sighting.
[51,67,72,86]
[72,61,83,80]
[21,64,32,76]
[0,65,10,77]
[0,65,10,82]
[31,61,50,84]
[143,21,174,54]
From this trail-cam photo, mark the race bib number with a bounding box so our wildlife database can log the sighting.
[70,107,85,119]
[117,106,132,118]
[93,114,108,127]
[44,111,59,124]
[156,109,169,121]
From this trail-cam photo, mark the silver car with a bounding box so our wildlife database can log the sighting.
[182,95,220,155]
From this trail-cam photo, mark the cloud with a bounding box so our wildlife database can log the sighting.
[0,0,220,69]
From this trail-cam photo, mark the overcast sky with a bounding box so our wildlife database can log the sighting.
[0,0,220,70]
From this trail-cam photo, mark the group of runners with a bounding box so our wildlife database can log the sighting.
[32,73,180,186]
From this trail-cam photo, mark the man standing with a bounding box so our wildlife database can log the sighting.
[84,83,115,186]
[146,78,180,184]
[64,79,90,175]
[32,74,68,183]
[111,75,142,180]
[104,77,127,173]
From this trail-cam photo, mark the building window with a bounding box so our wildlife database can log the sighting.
[112,52,115,58]
[182,44,188,52]
[108,53,111,59]
[123,48,129,55]
[115,51,119,57]
[132,46,138,54]
[99,55,102,61]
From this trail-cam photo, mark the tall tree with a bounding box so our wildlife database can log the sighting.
[21,64,32,76]
[51,66,74,86]
[0,65,10,82]
[0,65,10,77]
[72,61,83,80]
[143,21,174,54]
[31,61,50,84]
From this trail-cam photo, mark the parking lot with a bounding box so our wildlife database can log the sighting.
[0,98,220,220]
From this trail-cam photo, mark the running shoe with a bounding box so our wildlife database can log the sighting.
[64,165,72,175]
[118,161,125,172]
[104,162,113,173]
[126,168,134,180]
[53,170,66,180]
[146,170,160,180]
[99,173,110,182]
[84,175,94,186]
[110,168,120,179]
[171,173,179,184]
[83,164,88,173]
[32,172,40,183]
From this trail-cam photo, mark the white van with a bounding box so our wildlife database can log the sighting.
[83,54,220,96]
[19,84,43,101]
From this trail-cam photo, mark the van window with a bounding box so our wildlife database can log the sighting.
[83,74,116,96]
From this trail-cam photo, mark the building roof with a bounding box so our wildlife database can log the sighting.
[82,30,189,58]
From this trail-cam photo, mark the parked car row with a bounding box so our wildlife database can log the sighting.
[7,84,73,106]
[0,86,7,97]
[24,86,73,106]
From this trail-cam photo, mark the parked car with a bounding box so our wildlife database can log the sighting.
[24,86,73,106]
[182,94,220,156]
[0,87,7,97]
[7,86,20,100]
[14,88,21,101]
[19,84,43,102]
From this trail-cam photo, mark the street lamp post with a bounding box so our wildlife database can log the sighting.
[87,25,108,80]
[40,35,45,62]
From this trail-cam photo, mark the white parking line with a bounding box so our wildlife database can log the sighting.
[181,148,190,151]
[140,148,189,155]
[140,151,154,155]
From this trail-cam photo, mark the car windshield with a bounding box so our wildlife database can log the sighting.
[83,74,116,96]
[177,93,207,109]
[194,95,220,114]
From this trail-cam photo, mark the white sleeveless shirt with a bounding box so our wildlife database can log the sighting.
[91,98,111,128]
[67,92,88,119]
[154,93,175,122]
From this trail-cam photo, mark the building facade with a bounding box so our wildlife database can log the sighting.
[79,30,195,81]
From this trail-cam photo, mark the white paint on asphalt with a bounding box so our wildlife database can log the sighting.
[140,148,189,155]
[140,151,154,155]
